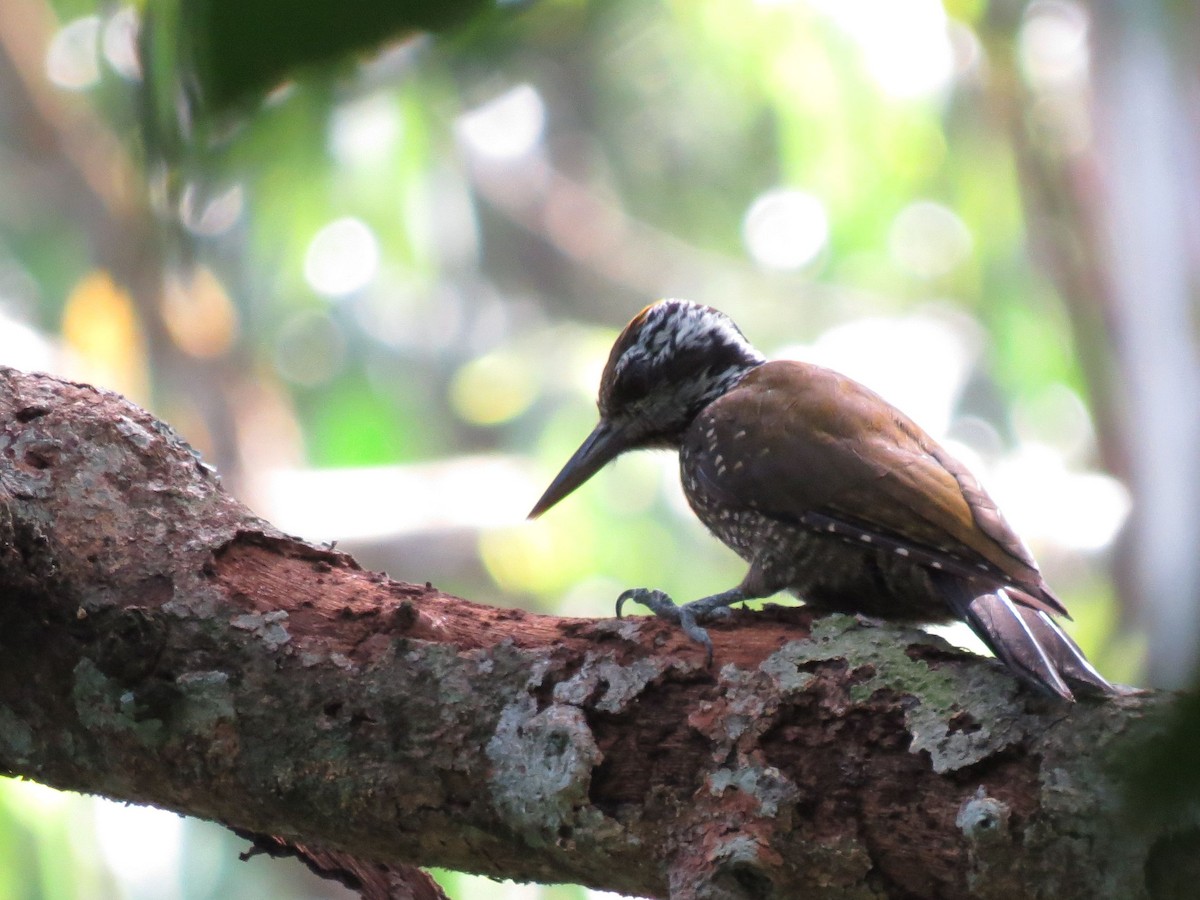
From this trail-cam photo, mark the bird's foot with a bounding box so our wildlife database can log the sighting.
[616,588,739,667]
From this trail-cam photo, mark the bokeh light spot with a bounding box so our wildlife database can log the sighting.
[743,189,829,271]
[102,7,141,81]
[46,16,102,90]
[450,351,538,426]
[303,217,380,297]
[1019,1,1090,90]
[990,444,1131,553]
[481,518,593,596]
[810,0,954,98]
[273,311,346,387]
[330,93,403,167]
[1014,383,1095,461]
[161,266,239,359]
[888,200,973,278]
[179,182,244,237]
[457,83,546,161]
[62,270,148,401]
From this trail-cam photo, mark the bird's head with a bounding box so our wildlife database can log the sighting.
[529,299,764,518]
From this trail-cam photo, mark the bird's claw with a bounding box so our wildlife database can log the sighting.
[615,587,715,667]
[677,606,715,667]
[616,587,678,621]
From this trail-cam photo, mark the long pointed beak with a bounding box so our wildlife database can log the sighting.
[528,421,626,519]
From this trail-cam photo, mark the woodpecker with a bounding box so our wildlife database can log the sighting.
[529,299,1115,701]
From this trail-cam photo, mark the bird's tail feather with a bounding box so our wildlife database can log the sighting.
[939,578,1115,701]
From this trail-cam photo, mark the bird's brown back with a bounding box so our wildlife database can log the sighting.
[682,360,1061,609]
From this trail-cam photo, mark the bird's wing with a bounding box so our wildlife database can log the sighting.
[687,361,1062,610]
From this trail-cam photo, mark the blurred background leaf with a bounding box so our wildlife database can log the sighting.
[170,0,498,114]
[1,0,1198,897]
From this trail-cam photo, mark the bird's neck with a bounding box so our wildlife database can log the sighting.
[653,358,764,449]
[707,355,764,402]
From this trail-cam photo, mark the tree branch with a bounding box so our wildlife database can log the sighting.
[0,366,1189,899]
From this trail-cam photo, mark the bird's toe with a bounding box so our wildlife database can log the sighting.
[616,587,679,622]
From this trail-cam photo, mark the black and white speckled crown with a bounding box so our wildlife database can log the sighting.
[599,300,765,441]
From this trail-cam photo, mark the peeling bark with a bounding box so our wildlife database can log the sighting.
[0,366,1192,900]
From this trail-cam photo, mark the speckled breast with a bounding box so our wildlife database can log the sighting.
[677,442,952,622]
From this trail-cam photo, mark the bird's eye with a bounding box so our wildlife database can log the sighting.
[614,369,652,405]
[607,361,653,409]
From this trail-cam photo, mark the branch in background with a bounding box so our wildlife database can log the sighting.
[0,365,1190,899]
[985,4,1200,686]
[233,831,449,900]
[464,152,865,326]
